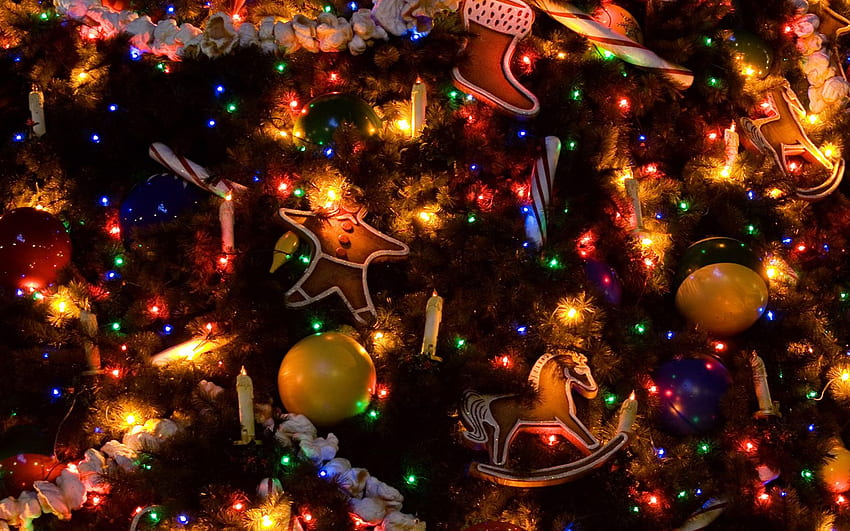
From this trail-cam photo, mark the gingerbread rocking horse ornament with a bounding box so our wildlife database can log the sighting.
[461,349,637,487]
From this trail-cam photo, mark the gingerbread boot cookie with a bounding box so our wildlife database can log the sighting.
[452,0,540,116]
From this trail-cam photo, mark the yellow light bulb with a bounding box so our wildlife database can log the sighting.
[395,119,411,132]
[125,414,137,425]
[640,237,653,246]
[566,308,577,319]
[842,372,850,381]
[261,515,274,528]
[765,267,777,279]
[808,114,819,125]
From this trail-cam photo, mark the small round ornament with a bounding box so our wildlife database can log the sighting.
[293,93,382,146]
[584,259,622,305]
[278,332,376,426]
[0,207,71,291]
[119,173,202,234]
[593,3,643,43]
[0,425,64,498]
[726,30,773,79]
[820,441,850,493]
[653,356,731,435]
[674,237,768,336]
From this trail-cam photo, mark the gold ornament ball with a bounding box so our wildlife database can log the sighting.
[820,444,850,493]
[675,263,768,336]
[277,332,376,426]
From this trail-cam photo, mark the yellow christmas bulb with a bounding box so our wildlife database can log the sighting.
[270,231,301,273]
[396,119,411,132]
[125,414,137,425]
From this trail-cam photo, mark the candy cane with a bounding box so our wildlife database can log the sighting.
[149,142,246,198]
[527,0,693,89]
[525,136,561,248]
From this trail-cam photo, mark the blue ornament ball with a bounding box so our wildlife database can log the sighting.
[584,259,622,305]
[653,357,731,435]
[120,174,202,234]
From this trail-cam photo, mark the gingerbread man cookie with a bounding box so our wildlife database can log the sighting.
[277,206,409,324]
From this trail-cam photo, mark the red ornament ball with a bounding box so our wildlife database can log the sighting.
[0,453,65,498]
[0,207,71,291]
[464,523,526,531]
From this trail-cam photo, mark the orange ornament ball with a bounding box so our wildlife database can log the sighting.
[820,443,850,493]
[278,333,376,426]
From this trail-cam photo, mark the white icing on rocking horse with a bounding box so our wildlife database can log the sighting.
[461,349,637,487]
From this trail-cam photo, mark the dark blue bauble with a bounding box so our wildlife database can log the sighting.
[120,174,202,233]
[653,357,731,435]
[584,259,622,305]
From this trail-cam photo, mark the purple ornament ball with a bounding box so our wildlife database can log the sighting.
[653,356,731,435]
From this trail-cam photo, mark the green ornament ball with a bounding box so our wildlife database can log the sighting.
[293,93,382,146]
[726,30,773,79]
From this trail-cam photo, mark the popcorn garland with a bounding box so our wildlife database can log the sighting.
[55,0,459,60]
[790,0,850,113]
[0,417,179,530]
[272,413,425,531]
[0,381,422,530]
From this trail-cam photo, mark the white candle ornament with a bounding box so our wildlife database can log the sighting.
[79,309,101,373]
[149,142,247,198]
[420,290,444,361]
[28,86,46,137]
[750,351,781,418]
[411,77,427,138]
[723,123,739,169]
[623,177,644,232]
[525,136,561,249]
[219,197,236,254]
[236,366,256,444]
[617,391,637,433]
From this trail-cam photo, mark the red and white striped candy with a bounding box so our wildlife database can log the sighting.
[525,136,561,249]
[527,0,694,89]
[149,142,246,198]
